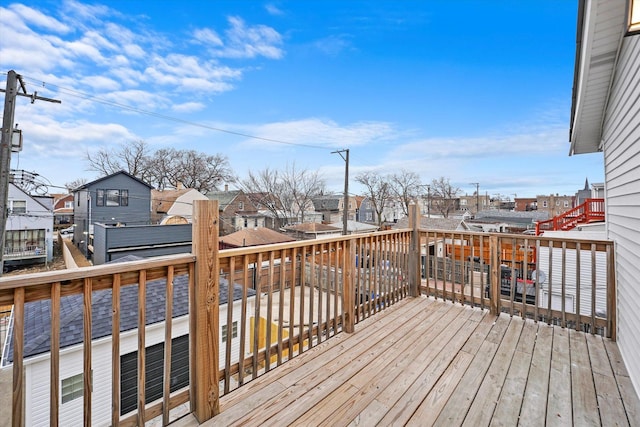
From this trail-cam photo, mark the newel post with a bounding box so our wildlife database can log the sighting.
[408,203,420,297]
[191,200,220,422]
[343,238,356,333]
[489,234,500,315]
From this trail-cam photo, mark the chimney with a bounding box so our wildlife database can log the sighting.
[176,181,184,190]
[225,184,229,192]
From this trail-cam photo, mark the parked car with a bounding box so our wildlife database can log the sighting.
[59,226,74,236]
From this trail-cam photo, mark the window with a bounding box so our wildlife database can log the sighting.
[254,218,258,227]
[542,201,548,208]
[222,321,238,342]
[244,218,248,228]
[120,335,189,415]
[564,201,569,208]
[10,200,26,214]
[555,200,560,206]
[238,202,244,211]
[62,371,92,404]
[96,189,128,207]
[64,201,73,209]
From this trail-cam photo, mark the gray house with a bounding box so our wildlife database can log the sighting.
[73,171,153,258]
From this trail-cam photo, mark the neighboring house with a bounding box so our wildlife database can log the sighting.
[569,0,640,397]
[73,171,153,258]
[52,193,74,228]
[206,188,266,236]
[536,194,575,217]
[514,197,538,212]
[151,188,208,224]
[92,223,193,265]
[591,182,605,198]
[458,193,490,215]
[311,195,356,224]
[3,183,54,269]
[1,267,256,426]
[219,227,296,249]
[356,197,396,225]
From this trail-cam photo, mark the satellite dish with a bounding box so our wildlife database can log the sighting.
[531,270,547,284]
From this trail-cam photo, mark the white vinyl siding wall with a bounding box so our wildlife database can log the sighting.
[602,34,640,392]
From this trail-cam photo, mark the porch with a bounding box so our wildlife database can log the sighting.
[0,201,637,426]
[181,296,638,427]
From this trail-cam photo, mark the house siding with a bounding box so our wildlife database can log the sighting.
[602,34,640,392]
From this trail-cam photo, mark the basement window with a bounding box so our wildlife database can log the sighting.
[628,0,640,35]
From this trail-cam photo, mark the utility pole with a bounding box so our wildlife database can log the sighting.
[332,149,349,235]
[0,70,61,275]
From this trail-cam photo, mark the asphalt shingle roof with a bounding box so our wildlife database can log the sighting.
[3,273,255,364]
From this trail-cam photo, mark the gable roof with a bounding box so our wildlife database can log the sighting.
[151,188,192,213]
[8,183,51,211]
[312,195,342,211]
[75,170,153,191]
[206,190,243,209]
[220,227,295,248]
[2,273,255,364]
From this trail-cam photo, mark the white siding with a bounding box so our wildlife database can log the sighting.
[602,34,640,393]
[537,247,608,317]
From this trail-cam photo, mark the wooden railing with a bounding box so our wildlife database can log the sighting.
[0,202,616,426]
[535,198,605,235]
[419,229,615,338]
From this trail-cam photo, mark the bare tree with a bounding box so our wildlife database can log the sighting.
[430,176,460,218]
[355,171,393,228]
[239,164,325,227]
[86,140,150,178]
[65,178,87,192]
[85,141,234,193]
[389,169,422,217]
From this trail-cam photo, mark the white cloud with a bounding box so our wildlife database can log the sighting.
[9,4,71,33]
[208,16,284,59]
[265,4,284,16]
[193,28,223,46]
[172,102,206,113]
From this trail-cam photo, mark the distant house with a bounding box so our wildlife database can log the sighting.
[3,183,54,269]
[206,188,266,236]
[568,0,640,398]
[52,193,74,228]
[393,216,470,232]
[536,194,575,217]
[151,188,208,224]
[219,227,296,249]
[1,269,256,426]
[72,171,153,258]
[312,194,356,224]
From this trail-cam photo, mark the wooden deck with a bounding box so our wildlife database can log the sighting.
[178,296,639,427]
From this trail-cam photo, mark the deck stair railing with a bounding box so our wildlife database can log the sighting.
[535,198,605,235]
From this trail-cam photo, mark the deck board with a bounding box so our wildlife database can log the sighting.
[191,296,639,427]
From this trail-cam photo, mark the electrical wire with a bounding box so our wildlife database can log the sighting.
[8,73,331,150]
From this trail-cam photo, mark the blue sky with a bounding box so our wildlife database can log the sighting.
[0,0,603,198]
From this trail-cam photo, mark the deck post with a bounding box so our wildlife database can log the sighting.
[408,203,420,297]
[344,238,356,333]
[489,234,500,315]
[191,200,220,422]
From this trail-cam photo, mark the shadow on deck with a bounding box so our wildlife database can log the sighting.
[176,296,639,426]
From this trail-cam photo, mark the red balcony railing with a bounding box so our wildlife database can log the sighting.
[535,198,604,235]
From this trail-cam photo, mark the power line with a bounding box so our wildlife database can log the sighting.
[8,73,330,150]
